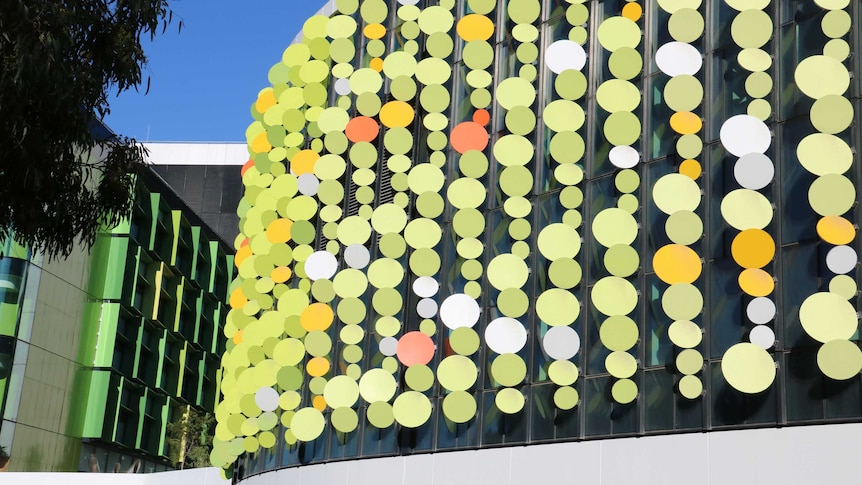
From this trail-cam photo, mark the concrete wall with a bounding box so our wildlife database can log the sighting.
[239,423,862,485]
[1,466,229,485]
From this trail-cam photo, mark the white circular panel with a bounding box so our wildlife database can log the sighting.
[747,297,776,325]
[655,42,703,76]
[334,78,351,96]
[413,276,440,297]
[484,317,528,354]
[749,325,775,350]
[545,41,587,74]
[826,245,858,274]
[609,145,640,169]
[344,244,370,269]
[719,115,771,157]
[734,153,774,190]
[439,293,481,329]
[379,337,398,356]
[542,326,581,360]
[255,386,280,412]
[304,251,338,281]
[297,173,320,196]
[417,298,438,319]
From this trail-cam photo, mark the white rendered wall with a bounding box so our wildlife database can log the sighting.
[239,423,862,485]
[143,142,248,166]
[1,466,229,485]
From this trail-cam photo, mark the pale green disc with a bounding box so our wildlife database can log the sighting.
[491,353,527,386]
[559,186,584,209]
[606,351,638,378]
[366,401,394,428]
[607,48,643,81]
[494,135,535,166]
[592,208,638,247]
[677,134,704,158]
[340,323,365,344]
[738,48,773,72]
[375,316,401,338]
[512,241,530,259]
[679,375,703,399]
[669,8,704,43]
[496,77,536,109]
[450,327,481,355]
[379,233,406,258]
[748,99,771,121]
[615,169,640,193]
[466,69,492,88]
[822,9,851,38]
[506,106,537,135]
[600,315,639,351]
[603,111,641,146]
[720,189,773,230]
[661,283,703,321]
[550,131,586,164]
[666,210,703,245]
[499,288,530,317]
[544,100,586,132]
[448,178,487,209]
[463,40,495,70]
[604,244,639,277]
[611,379,638,404]
[745,71,773,98]
[420,319,437,336]
[554,386,580,410]
[808,174,854,216]
[290,408,326,441]
[794,55,850,99]
[358,368,397,403]
[657,0,702,13]
[427,32,454,58]
[499,166,533,196]
[676,349,703,375]
[597,17,641,52]
[465,281,482,298]
[437,355,478,391]
[664,75,703,112]
[817,340,862,380]
[454,209,485,238]
[487,253,530,290]
[536,288,580,326]
[799,292,858,343]
[824,39,850,61]
[730,10,772,48]
[443,391,478,423]
[538,223,581,260]
[468,0,496,14]
[405,364,435,392]
[555,164,584,186]
[457,238,484,259]
[512,23,539,42]
[814,0,850,9]
[797,133,852,176]
[555,70,588,100]
[393,391,432,428]
[591,277,638,316]
[509,218,532,240]
[460,150,489,178]
[810,95,854,135]
[829,274,857,299]
[721,343,775,394]
[331,407,359,433]
[548,360,579,386]
[495,388,526,414]
[549,258,582,289]
[404,218,443,249]
[668,320,703,349]
[416,191,445,218]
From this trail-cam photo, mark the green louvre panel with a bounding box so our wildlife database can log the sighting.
[91,302,121,367]
[75,369,113,439]
[87,232,130,300]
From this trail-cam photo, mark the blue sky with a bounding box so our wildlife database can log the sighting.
[104,0,327,142]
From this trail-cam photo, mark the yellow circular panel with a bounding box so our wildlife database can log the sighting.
[653,245,702,285]
[661,283,703,321]
[290,408,326,441]
[731,229,775,269]
[829,274,858,300]
[738,268,774,297]
[611,379,638,404]
[591,208,638,248]
[538,223,581,260]
[679,375,703,399]
[548,360,579,386]
[797,134,852,176]
[652,173,701,215]
[487,254,529,290]
[606,351,637,378]
[676,349,703,375]
[811,95,854,135]
[591,277,638,316]
[720,189,773,230]
[799,292,858,343]
[668,320,702,349]
[597,17,641,52]
[808,174,854,216]
[730,10,773,49]
[393,391,432,428]
[457,14,495,41]
[657,0,702,13]
[721,343,775,394]
[495,388,526,414]
[794,55,850,99]
[818,340,862,380]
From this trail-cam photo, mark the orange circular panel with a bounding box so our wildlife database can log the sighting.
[370,57,384,72]
[731,229,775,269]
[312,395,327,411]
[738,268,774,297]
[301,303,334,331]
[364,23,386,39]
[396,331,435,366]
[241,159,254,176]
[817,216,855,245]
[271,266,292,284]
[457,14,495,41]
[229,287,247,309]
[290,150,320,175]
[653,244,702,284]
[345,116,380,143]
[266,218,293,243]
[473,109,490,127]
[307,357,330,377]
[669,112,702,135]
[251,131,272,154]
[255,90,276,113]
[235,245,252,268]
[679,159,702,180]
[450,122,489,154]
[232,329,243,345]
[622,2,643,21]
[379,101,415,128]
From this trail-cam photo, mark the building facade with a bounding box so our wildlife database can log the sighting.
[217,0,862,482]
[0,165,236,472]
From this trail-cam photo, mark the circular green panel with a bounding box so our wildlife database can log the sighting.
[669,9,704,43]
[608,48,643,81]
[600,315,638,351]
[443,391,477,423]
[491,353,527,386]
